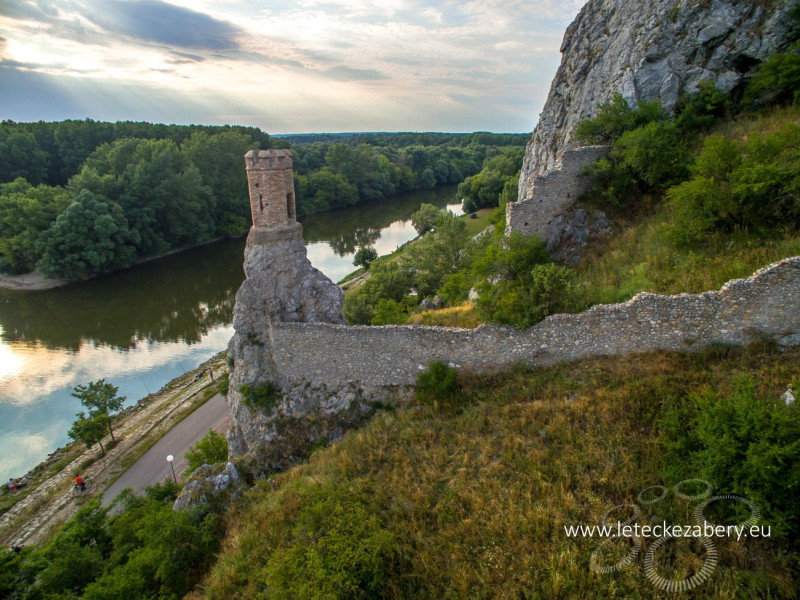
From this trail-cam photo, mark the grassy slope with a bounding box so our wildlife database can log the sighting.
[204,344,798,599]
[415,106,800,326]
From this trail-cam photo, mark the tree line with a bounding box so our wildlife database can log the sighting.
[0,118,528,279]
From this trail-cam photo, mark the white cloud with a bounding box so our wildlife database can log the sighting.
[0,1,586,132]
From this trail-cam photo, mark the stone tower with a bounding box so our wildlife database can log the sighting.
[226,146,345,458]
[245,149,297,229]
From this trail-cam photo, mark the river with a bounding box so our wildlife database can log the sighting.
[0,186,463,481]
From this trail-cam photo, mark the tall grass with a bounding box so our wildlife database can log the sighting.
[203,344,799,599]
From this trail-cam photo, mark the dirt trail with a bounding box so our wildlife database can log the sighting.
[0,355,228,547]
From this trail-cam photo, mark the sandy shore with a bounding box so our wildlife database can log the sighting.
[0,237,233,292]
[0,272,71,291]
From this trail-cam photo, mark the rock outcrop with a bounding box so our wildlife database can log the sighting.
[511,0,799,241]
[225,150,360,469]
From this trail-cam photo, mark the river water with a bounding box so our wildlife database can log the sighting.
[0,186,462,481]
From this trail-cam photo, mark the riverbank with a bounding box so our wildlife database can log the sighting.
[0,353,228,548]
[0,272,69,291]
[0,236,233,291]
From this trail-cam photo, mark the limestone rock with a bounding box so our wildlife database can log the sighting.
[172,462,244,511]
[512,0,798,242]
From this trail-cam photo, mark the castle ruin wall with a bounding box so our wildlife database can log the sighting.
[267,256,799,398]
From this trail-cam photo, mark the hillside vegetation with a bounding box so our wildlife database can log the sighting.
[203,343,799,599]
[354,41,800,329]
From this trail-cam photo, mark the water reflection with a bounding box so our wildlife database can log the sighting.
[301,185,461,256]
[0,239,245,351]
[0,185,461,480]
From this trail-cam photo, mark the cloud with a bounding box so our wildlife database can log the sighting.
[87,0,242,51]
[321,65,388,81]
[0,0,587,133]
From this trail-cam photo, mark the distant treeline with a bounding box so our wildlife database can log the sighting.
[0,120,527,279]
[1,119,271,187]
[277,131,528,147]
[290,141,520,215]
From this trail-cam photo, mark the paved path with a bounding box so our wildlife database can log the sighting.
[102,393,231,506]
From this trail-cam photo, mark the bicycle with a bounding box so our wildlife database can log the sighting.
[71,480,90,497]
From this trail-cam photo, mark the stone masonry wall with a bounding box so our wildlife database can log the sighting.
[506,145,608,239]
[268,257,800,391]
[228,257,800,468]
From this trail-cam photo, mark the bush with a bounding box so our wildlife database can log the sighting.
[745,42,800,107]
[584,120,691,210]
[239,382,280,412]
[185,429,229,472]
[264,493,395,600]
[371,298,409,325]
[415,361,459,407]
[217,370,230,395]
[574,93,666,145]
[475,263,579,328]
[659,376,800,538]
[343,288,376,325]
[667,126,800,242]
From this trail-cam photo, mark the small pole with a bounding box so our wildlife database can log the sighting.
[167,455,176,484]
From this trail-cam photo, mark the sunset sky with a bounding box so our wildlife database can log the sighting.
[0,0,585,133]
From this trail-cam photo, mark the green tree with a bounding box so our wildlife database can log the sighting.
[419,167,437,189]
[71,379,126,443]
[0,179,71,273]
[0,123,50,185]
[404,212,471,297]
[410,203,442,235]
[36,190,139,279]
[68,411,108,456]
[182,131,258,237]
[185,429,229,472]
[353,246,378,269]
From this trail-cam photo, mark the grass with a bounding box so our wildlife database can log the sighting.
[575,211,800,307]
[574,105,800,307]
[202,343,799,599]
[463,207,494,236]
[338,208,494,291]
[408,304,481,328]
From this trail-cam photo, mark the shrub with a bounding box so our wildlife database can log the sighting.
[745,43,800,107]
[574,93,666,145]
[584,120,691,210]
[667,126,800,242]
[475,262,579,328]
[217,370,230,395]
[185,429,229,472]
[371,298,408,325]
[239,382,280,412]
[263,493,395,600]
[659,376,800,538]
[415,361,459,407]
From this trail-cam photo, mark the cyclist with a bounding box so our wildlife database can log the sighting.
[75,475,86,492]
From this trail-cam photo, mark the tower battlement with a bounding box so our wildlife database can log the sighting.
[245,149,297,229]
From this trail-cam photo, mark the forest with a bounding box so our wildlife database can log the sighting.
[0,120,526,279]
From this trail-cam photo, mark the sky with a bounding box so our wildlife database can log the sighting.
[0,0,586,134]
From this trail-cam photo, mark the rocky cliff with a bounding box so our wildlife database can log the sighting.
[514,0,798,234]
[225,223,347,466]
